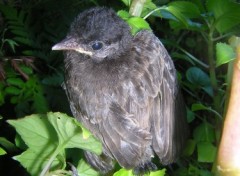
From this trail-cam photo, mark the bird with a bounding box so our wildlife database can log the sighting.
[52,7,188,175]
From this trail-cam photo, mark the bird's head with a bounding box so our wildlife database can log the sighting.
[52,7,132,62]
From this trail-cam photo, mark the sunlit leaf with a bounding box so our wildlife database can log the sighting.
[150,169,166,176]
[14,148,63,175]
[118,10,131,20]
[0,147,6,155]
[216,43,236,67]
[114,168,133,176]
[113,167,166,176]
[8,114,57,152]
[8,113,102,175]
[127,17,151,34]
[48,112,102,154]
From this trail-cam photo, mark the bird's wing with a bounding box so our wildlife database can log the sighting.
[133,30,188,164]
[96,30,187,168]
[64,30,187,169]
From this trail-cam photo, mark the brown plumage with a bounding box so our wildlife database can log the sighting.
[52,7,188,175]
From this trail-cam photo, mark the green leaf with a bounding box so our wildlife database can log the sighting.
[7,114,57,152]
[8,113,102,175]
[199,170,212,176]
[14,149,62,176]
[11,29,29,38]
[141,0,158,17]
[186,67,210,87]
[0,147,7,155]
[5,86,21,95]
[188,164,201,175]
[32,93,49,113]
[197,142,217,162]
[0,137,18,153]
[150,169,166,176]
[207,0,240,33]
[0,5,17,20]
[216,43,236,67]
[187,108,195,123]
[13,37,33,46]
[47,112,102,154]
[114,168,134,176]
[77,159,100,176]
[121,0,131,7]
[127,17,151,34]
[202,86,213,97]
[15,133,28,150]
[4,39,18,53]
[169,20,203,31]
[9,114,63,175]
[183,139,196,156]
[113,168,165,176]
[186,67,213,96]
[191,103,209,111]
[166,5,188,27]
[20,65,33,75]
[191,0,206,13]
[31,78,49,112]
[168,1,201,18]
[193,122,215,143]
[6,78,24,88]
[118,10,131,20]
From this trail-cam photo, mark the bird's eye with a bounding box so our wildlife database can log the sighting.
[91,42,103,50]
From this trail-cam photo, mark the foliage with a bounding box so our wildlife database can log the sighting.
[8,112,101,176]
[0,0,240,175]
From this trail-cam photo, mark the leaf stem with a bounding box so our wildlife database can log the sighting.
[207,29,220,113]
[39,145,63,176]
[143,6,167,19]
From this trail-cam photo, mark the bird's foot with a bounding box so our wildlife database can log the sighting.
[133,161,157,176]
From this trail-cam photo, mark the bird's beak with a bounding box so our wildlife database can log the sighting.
[52,37,93,56]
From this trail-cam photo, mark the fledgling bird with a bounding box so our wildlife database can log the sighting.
[52,7,188,175]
